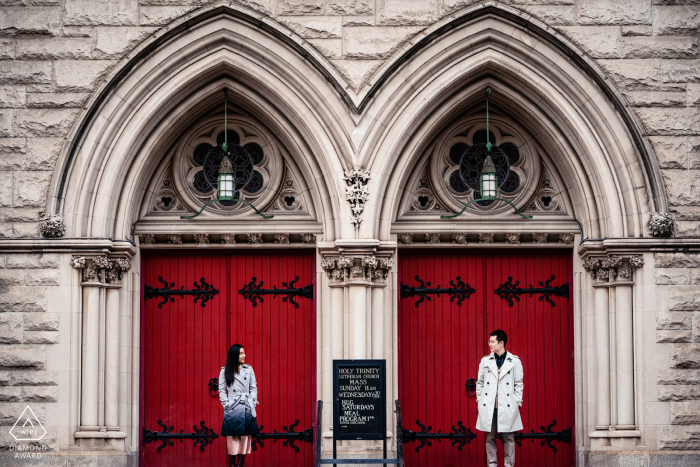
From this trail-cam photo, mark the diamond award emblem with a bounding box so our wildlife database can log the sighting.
[10,406,46,441]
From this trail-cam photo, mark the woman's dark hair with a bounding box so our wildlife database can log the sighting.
[490,330,507,347]
[225,344,244,386]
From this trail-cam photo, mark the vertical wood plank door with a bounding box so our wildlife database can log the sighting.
[142,251,315,467]
[399,250,574,467]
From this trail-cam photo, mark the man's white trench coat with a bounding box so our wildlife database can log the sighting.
[475,352,524,433]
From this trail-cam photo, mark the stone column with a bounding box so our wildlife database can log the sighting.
[587,257,611,428]
[104,258,131,431]
[612,256,644,429]
[71,255,131,449]
[80,263,102,431]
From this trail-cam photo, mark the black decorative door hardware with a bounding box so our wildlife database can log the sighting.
[464,378,477,396]
[208,378,218,396]
[144,277,219,308]
[143,420,218,452]
[251,420,313,452]
[497,420,571,453]
[402,420,477,452]
[238,276,313,308]
[494,275,569,307]
[400,275,476,308]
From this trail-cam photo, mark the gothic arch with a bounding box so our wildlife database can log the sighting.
[363,3,667,241]
[49,3,358,240]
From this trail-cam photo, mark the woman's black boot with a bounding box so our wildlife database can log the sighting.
[228,454,236,466]
[237,454,245,466]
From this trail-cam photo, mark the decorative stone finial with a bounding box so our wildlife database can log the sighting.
[39,214,65,238]
[649,212,674,237]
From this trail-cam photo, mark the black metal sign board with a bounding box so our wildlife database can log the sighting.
[333,360,386,441]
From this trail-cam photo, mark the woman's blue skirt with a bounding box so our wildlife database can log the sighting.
[221,401,261,437]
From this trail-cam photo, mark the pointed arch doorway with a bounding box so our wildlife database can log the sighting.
[399,249,574,467]
[141,250,316,467]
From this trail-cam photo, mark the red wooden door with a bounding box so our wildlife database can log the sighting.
[142,251,315,467]
[399,250,573,467]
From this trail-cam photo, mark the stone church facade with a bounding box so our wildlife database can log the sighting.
[0,0,699,466]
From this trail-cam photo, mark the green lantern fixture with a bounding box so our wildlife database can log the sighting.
[181,89,273,220]
[441,87,532,220]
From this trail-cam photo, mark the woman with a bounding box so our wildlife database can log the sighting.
[219,344,260,467]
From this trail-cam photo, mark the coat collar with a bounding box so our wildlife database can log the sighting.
[498,357,514,380]
[487,352,514,379]
[234,365,249,384]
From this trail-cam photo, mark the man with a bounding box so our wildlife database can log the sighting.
[475,330,524,467]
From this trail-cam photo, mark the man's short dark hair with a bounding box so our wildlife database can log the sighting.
[490,330,507,346]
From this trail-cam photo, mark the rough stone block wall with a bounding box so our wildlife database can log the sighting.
[0,253,62,450]
[0,0,698,238]
[656,253,700,450]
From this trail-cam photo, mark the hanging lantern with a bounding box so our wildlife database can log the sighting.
[441,87,531,220]
[217,155,235,201]
[480,154,497,200]
[181,89,273,220]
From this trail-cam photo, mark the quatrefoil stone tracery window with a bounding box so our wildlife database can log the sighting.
[171,119,283,216]
[429,122,541,215]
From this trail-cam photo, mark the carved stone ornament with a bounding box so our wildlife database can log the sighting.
[343,168,371,228]
[106,270,120,283]
[559,233,575,245]
[630,255,644,268]
[337,256,354,281]
[649,212,674,237]
[532,233,548,244]
[139,234,156,245]
[582,257,600,278]
[321,258,337,280]
[166,234,182,245]
[82,267,97,282]
[505,233,521,245]
[618,265,632,280]
[93,256,112,271]
[351,266,364,279]
[193,234,209,245]
[608,267,617,281]
[221,233,236,244]
[596,268,609,281]
[70,256,86,270]
[452,233,468,245]
[115,258,131,274]
[478,233,494,244]
[274,233,290,245]
[301,233,316,245]
[39,214,65,238]
[397,233,413,245]
[425,233,440,245]
[247,233,263,245]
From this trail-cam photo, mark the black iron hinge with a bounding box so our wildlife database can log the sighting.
[252,420,313,452]
[143,420,218,452]
[239,276,313,308]
[402,420,477,452]
[497,420,571,453]
[400,275,476,308]
[494,275,569,307]
[144,277,219,308]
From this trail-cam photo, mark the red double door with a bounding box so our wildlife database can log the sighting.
[142,252,315,467]
[400,250,574,467]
